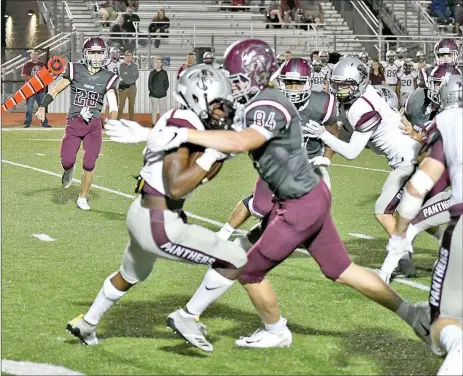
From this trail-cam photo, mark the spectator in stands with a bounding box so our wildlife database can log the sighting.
[455,1,463,34]
[149,9,170,48]
[118,50,139,121]
[98,1,118,27]
[177,51,196,79]
[129,0,139,12]
[265,0,283,28]
[109,16,125,49]
[281,0,301,24]
[122,6,140,34]
[369,59,385,87]
[148,57,169,125]
[21,50,50,128]
[231,0,247,11]
[301,1,324,25]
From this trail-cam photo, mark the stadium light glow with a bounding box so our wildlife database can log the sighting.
[28,10,35,16]
[4,13,9,18]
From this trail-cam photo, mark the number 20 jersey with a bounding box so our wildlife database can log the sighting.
[62,62,119,119]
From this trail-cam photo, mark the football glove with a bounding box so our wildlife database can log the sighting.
[310,156,331,168]
[147,126,188,152]
[303,120,325,138]
[105,119,151,144]
[80,106,93,122]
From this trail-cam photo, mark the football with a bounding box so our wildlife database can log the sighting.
[188,151,223,184]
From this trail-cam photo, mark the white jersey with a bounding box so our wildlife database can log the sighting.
[435,108,463,210]
[105,60,121,75]
[381,61,401,85]
[397,70,418,93]
[311,70,328,92]
[321,63,333,78]
[140,109,205,198]
[346,85,421,167]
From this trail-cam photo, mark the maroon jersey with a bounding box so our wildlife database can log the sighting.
[21,60,46,93]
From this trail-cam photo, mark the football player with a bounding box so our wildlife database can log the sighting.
[305,57,422,238]
[138,40,431,350]
[395,46,408,67]
[359,51,371,67]
[217,57,338,240]
[35,37,119,211]
[203,51,220,68]
[415,51,432,71]
[379,75,462,376]
[396,59,418,108]
[311,59,329,92]
[67,65,248,351]
[319,50,334,77]
[381,50,401,92]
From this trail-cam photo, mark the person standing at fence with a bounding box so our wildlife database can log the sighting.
[177,51,196,79]
[117,50,139,120]
[22,50,50,128]
[148,57,169,125]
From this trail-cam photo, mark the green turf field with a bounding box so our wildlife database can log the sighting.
[1,127,442,375]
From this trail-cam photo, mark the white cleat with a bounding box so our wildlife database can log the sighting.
[235,321,292,348]
[77,197,91,211]
[167,309,213,352]
[62,167,74,189]
[66,314,99,345]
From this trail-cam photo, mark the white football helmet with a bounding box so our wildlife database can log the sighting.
[175,64,235,129]
[330,57,369,104]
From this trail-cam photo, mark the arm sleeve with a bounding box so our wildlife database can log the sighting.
[148,71,155,93]
[164,71,169,91]
[320,130,372,160]
[244,101,291,141]
[62,62,74,83]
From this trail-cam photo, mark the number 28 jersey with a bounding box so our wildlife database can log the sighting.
[62,62,119,119]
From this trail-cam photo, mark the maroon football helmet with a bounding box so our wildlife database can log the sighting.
[223,39,278,103]
[427,63,462,103]
[434,38,459,65]
[278,58,312,105]
[82,37,108,68]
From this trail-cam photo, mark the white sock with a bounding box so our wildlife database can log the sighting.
[265,316,287,333]
[438,325,463,376]
[185,268,234,316]
[405,224,419,244]
[395,300,414,327]
[216,223,235,241]
[84,272,127,326]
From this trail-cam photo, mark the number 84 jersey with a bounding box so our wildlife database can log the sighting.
[62,62,119,119]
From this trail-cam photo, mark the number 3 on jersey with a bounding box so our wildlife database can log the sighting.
[253,110,276,131]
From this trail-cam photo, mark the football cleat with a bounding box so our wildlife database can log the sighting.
[167,309,213,352]
[77,197,91,211]
[62,166,74,189]
[66,314,99,345]
[235,321,292,348]
[392,257,417,278]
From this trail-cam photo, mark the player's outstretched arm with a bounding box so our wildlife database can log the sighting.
[35,77,71,121]
[186,128,267,154]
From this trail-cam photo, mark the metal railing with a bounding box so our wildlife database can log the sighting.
[63,1,76,31]
[38,0,56,31]
[350,0,380,54]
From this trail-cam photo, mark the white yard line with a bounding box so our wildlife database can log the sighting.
[331,163,390,173]
[1,159,430,292]
[22,139,113,142]
[1,127,66,131]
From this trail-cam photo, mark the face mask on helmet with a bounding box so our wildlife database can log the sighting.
[207,98,236,130]
[279,76,311,105]
[436,52,459,65]
[319,53,328,64]
[387,52,396,62]
[397,48,407,59]
[110,49,119,61]
[359,53,369,64]
[312,61,322,72]
[330,81,358,103]
[416,52,425,62]
[85,49,107,68]
[404,62,413,73]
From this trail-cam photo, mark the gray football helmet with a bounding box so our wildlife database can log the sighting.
[359,51,369,64]
[416,51,426,62]
[175,65,235,129]
[330,57,369,104]
[386,50,396,63]
[439,74,463,110]
[397,47,408,59]
[312,59,323,72]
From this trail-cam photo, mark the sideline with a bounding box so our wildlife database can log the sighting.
[1,159,430,292]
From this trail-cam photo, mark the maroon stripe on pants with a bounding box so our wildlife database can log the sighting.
[411,196,450,225]
[239,181,351,284]
[149,210,220,266]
